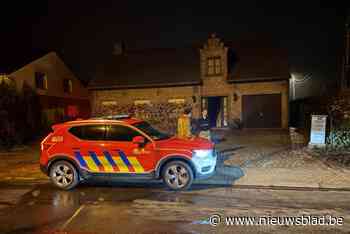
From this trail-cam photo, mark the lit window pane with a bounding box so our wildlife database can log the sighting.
[134,100,151,105]
[102,101,117,106]
[168,99,185,104]
[215,58,221,74]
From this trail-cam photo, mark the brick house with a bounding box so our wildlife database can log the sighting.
[10,52,90,125]
[88,34,290,130]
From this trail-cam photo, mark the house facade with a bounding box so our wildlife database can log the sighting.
[89,34,290,130]
[10,52,90,125]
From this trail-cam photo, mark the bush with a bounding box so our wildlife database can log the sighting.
[326,128,350,151]
[0,81,41,150]
[0,82,21,149]
[21,83,42,139]
[325,96,350,153]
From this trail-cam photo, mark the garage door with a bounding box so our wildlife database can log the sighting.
[242,94,281,128]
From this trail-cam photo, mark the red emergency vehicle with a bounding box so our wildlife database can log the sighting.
[40,115,217,190]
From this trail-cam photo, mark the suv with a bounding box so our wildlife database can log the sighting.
[40,116,217,190]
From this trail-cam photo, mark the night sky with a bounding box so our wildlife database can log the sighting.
[0,1,348,96]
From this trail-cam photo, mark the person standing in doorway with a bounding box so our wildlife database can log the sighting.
[177,107,194,139]
[198,109,211,140]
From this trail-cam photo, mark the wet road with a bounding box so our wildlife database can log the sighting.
[0,181,350,234]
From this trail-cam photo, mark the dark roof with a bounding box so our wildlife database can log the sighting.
[89,47,201,89]
[89,39,290,90]
[226,39,290,82]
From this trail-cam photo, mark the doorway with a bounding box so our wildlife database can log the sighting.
[201,96,228,128]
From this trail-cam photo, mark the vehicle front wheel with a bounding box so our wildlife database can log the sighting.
[49,160,79,190]
[162,161,194,191]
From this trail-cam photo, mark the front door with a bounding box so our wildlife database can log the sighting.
[201,96,228,128]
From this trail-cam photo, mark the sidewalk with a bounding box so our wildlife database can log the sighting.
[0,143,46,183]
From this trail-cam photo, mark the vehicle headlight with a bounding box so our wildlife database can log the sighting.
[193,149,213,158]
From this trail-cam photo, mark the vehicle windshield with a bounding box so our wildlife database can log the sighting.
[133,121,171,141]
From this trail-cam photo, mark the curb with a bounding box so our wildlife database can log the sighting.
[230,184,350,192]
[0,179,47,186]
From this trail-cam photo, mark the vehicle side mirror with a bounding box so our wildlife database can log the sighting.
[132,136,145,147]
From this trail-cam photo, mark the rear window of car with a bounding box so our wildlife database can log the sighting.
[69,125,106,140]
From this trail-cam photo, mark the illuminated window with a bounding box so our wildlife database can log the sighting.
[215,57,222,74]
[207,58,214,75]
[63,79,73,93]
[168,98,185,104]
[134,100,151,105]
[207,57,221,75]
[35,72,48,90]
[101,100,117,106]
[0,75,13,85]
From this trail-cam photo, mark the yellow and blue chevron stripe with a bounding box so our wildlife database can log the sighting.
[74,150,145,173]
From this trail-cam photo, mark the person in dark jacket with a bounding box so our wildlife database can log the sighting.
[198,109,211,140]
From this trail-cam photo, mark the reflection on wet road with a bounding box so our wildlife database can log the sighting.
[1,182,350,234]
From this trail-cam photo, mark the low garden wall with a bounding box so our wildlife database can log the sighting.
[93,103,192,134]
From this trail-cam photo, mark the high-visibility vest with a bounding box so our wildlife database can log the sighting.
[177,115,191,138]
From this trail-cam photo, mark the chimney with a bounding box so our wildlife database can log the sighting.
[113,41,126,55]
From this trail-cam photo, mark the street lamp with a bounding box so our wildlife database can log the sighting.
[290,72,311,100]
[291,74,296,100]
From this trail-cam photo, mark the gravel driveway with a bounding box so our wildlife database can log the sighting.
[213,129,350,189]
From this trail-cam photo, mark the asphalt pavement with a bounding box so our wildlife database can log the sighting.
[0,181,350,234]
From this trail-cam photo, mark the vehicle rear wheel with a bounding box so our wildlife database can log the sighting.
[49,160,79,190]
[162,161,194,191]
